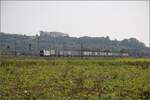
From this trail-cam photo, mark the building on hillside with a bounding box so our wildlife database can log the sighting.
[40,31,69,37]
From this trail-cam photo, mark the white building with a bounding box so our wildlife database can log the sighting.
[40,31,69,37]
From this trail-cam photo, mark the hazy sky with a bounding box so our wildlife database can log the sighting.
[1,1,149,47]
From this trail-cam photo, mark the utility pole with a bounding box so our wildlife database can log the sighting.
[53,38,56,57]
[37,35,39,56]
[37,36,39,52]
[0,40,2,54]
[29,43,32,56]
[14,38,16,56]
[80,41,83,58]
[63,42,65,57]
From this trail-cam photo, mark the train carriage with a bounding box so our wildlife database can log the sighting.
[40,49,129,57]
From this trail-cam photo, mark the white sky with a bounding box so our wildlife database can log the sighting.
[1,1,149,47]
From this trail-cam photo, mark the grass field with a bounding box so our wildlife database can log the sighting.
[0,56,150,100]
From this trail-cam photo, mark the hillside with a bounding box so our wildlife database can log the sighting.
[0,32,149,56]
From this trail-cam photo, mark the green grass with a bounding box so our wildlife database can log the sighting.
[0,56,150,100]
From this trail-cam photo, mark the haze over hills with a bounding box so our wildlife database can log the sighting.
[0,31,149,56]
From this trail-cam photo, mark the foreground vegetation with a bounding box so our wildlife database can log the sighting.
[0,56,150,100]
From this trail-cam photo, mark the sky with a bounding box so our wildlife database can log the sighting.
[0,1,149,47]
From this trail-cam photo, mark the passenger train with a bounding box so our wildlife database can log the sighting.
[40,49,129,57]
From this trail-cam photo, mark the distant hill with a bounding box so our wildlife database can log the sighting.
[0,31,149,56]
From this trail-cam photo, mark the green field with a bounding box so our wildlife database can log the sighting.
[0,56,150,100]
